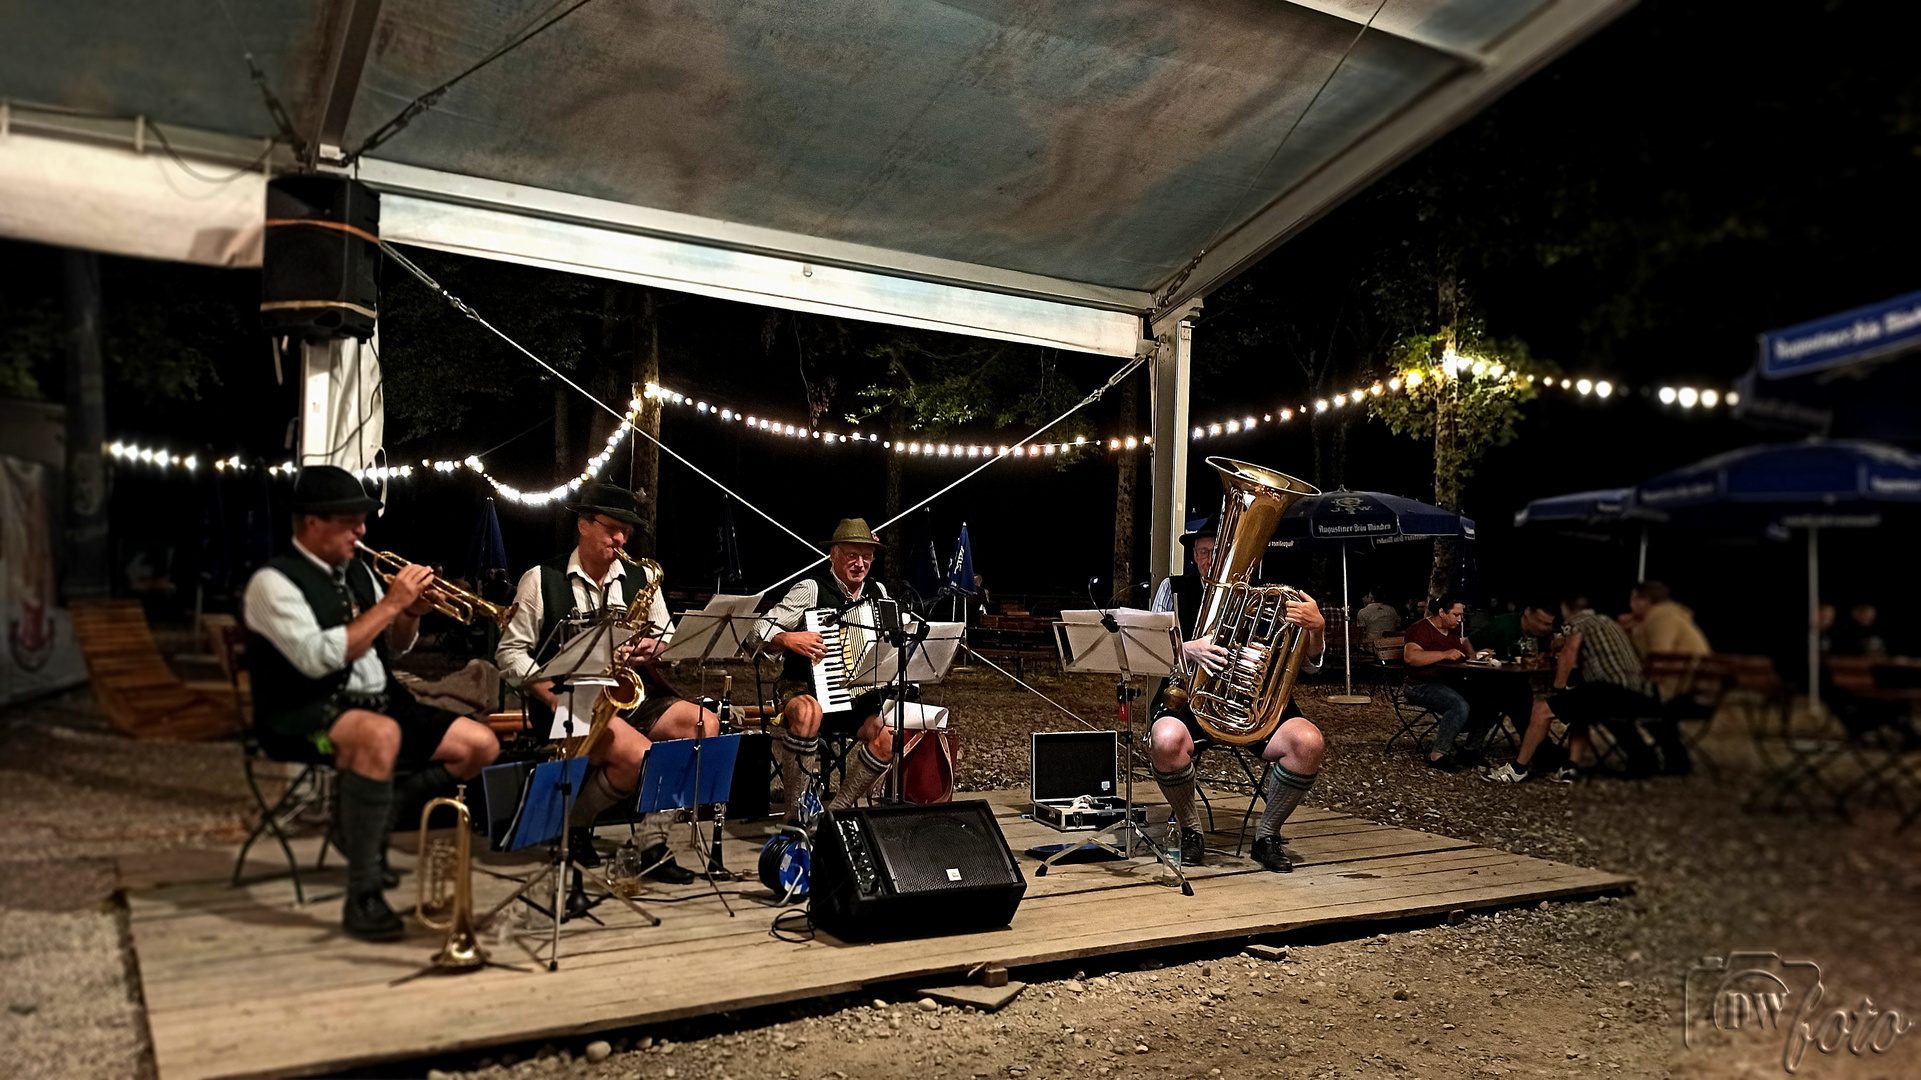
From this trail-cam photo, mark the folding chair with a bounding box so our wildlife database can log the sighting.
[220,624,342,902]
[1383,683,1440,756]
[1736,655,1851,818]
[1188,737,1275,855]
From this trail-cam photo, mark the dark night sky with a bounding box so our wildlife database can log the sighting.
[3,0,1916,668]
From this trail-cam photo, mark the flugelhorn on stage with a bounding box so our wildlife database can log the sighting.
[355,542,519,630]
[415,784,488,971]
[1176,457,1321,746]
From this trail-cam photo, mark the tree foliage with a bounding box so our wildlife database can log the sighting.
[853,333,1095,451]
[1368,327,1556,492]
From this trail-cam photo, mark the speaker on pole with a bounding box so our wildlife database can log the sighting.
[261,175,381,341]
[808,800,1026,942]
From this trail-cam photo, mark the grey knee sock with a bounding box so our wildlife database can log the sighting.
[1256,765,1318,840]
[773,733,819,821]
[568,768,633,829]
[1154,763,1203,833]
[829,743,888,812]
[337,773,395,897]
[635,810,674,852]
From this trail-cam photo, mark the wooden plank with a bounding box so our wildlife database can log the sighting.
[124,792,1631,1080]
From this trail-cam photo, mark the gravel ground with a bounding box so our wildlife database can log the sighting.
[3,656,1919,1080]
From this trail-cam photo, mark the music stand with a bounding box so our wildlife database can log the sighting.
[487,611,661,971]
[872,618,962,803]
[655,592,765,700]
[637,732,742,913]
[1040,608,1192,895]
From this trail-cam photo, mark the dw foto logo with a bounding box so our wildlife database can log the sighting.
[1684,951,1913,1073]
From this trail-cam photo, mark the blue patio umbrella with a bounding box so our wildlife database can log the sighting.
[1269,490,1475,701]
[1632,439,1921,700]
[463,497,509,588]
[941,523,978,620]
[712,495,743,591]
[1514,487,1654,578]
[907,509,943,606]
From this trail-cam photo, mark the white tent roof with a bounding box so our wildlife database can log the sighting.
[2,0,1625,353]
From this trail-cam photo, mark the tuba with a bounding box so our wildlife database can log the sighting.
[1177,457,1321,746]
[415,784,488,971]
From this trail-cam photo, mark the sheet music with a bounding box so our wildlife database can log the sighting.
[654,592,766,664]
[547,700,581,741]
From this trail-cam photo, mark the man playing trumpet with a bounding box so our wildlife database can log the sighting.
[243,466,501,941]
[496,481,718,884]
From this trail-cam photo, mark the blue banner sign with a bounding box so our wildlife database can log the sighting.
[1760,288,1921,378]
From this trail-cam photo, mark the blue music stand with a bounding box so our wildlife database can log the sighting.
[637,733,742,915]
[506,758,590,851]
[639,734,741,813]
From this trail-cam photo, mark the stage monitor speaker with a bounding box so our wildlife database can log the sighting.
[808,800,1025,942]
[262,175,381,341]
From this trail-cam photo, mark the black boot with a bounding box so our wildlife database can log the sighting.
[338,773,405,941]
[1179,828,1206,868]
[327,820,398,889]
[639,843,697,885]
[569,827,603,869]
[1250,835,1294,873]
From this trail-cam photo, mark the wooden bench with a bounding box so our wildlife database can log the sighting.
[70,599,239,741]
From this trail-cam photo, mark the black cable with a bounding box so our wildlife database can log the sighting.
[346,0,597,165]
[211,0,306,158]
[769,907,815,942]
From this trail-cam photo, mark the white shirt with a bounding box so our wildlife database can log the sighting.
[242,538,415,693]
[1151,574,1324,674]
[495,549,674,688]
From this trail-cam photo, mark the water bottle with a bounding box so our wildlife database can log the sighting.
[1161,814,1183,867]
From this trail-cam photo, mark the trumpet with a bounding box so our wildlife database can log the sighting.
[415,784,487,971]
[355,542,519,631]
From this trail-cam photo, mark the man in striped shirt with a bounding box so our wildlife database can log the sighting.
[1486,594,1671,782]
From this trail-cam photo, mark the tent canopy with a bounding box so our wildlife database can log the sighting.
[2,0,1628,353]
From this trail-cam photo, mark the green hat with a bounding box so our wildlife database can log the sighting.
[826,518,879,548]
[567,481,647,528]
[290,465,382,515]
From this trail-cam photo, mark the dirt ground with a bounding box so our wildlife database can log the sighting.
[3,652,1919,1080]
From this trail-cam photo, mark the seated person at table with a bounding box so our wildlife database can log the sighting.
[1403,594,1493,772]
[1829,602,1888,658]
[1621,580,1710,660]
[1354,589,1403,645]
[1486,593,1682,783]
[1477,600,1557,661]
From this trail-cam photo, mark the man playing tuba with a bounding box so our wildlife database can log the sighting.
[496,481,717,884]
[1148,516,1327,874]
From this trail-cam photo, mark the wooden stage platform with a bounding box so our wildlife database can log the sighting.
[118,788,1632,1080]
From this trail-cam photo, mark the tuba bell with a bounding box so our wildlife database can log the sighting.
[1178,457,1321,746]
[415,784,488,971]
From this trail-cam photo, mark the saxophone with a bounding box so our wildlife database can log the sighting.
[573,551,663,760]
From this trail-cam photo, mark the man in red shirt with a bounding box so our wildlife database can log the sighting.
[1402,594,1487,771]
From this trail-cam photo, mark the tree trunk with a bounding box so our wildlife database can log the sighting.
[62,250,110,599]
[1111,376,1138,606]
[632,289,662,557]
[884,406,905,595]
[554,384,574,553]
[1429,266,1462,598]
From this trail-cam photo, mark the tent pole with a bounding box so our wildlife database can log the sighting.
[1807,525,1820,712]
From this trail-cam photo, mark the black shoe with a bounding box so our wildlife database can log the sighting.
[639,844,698,885]
[1426,753,1462,774]
[1179,828,1206,868]
[328,822,399,889]
[1455,746,1488,769]
[1251,835,1293,873]
[569,828,603,869]
[342,890,405,942]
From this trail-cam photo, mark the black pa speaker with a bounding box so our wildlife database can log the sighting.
[808,800,1026,942]
[262,175,381,340]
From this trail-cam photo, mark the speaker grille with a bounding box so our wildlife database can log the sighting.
[865,803,1009,895]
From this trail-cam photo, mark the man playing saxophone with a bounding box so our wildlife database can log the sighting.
[1148,516,1327,874]
[496,481,717,884]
